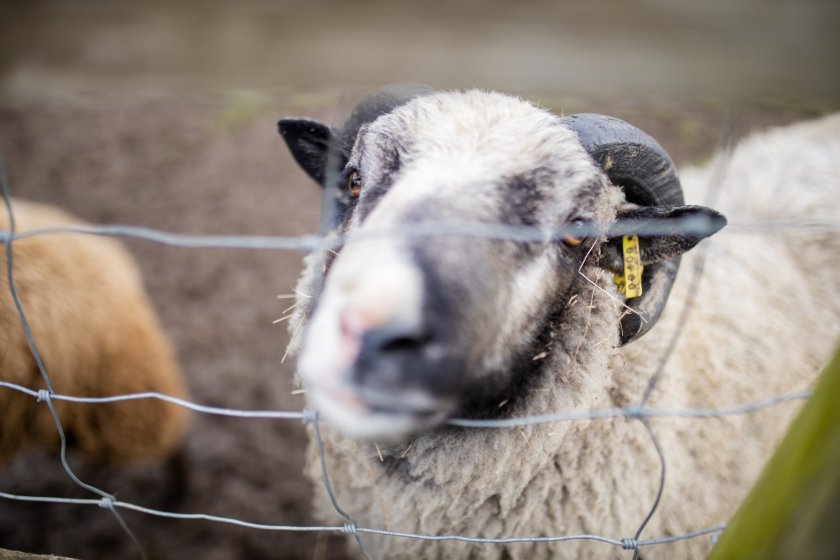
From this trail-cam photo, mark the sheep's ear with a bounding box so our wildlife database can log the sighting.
[600,205,727,270]
[277,118,344,187]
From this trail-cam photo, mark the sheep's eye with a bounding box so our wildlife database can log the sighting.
[562,219,589,247]
[347,170,362,198]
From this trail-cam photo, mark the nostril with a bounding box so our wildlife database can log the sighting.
[362,323,431,357]
[380,333,431,353]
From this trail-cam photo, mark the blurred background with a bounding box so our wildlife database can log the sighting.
[0,1,838,559]
[2,0,840,98]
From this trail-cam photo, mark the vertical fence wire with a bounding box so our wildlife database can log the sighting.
[626,113,745,559]
[0,154,147,560]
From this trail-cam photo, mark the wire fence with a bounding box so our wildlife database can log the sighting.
[0,130,838,560]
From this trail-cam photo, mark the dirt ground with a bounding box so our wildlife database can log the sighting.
[0,90,833,560]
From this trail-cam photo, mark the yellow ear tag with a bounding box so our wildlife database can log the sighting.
[616,234,644,299]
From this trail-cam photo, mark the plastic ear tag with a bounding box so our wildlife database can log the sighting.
[621,234,643,299]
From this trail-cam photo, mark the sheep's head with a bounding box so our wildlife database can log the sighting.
[279,90,725,440]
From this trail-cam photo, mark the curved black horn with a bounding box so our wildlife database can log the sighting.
[561,113,684,344]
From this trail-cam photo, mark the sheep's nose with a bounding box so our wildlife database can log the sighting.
[339,303,415,340]
[340,307,427,352]
[355,325,432,386]
[339,308,431,383]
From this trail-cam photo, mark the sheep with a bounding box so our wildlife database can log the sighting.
[0,199,188,465]
[278,88,840,559]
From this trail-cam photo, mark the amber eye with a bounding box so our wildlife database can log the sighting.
[562,235,583,247]
[562,219,588,247]
[347,170,362,198]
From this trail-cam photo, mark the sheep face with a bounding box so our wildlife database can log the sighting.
[280,90,724,441]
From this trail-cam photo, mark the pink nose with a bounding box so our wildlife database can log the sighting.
[338,306,432,368]
[340,308,365,339]
[338,308,381,361]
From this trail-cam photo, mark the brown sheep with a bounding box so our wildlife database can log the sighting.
[0,199,187,465]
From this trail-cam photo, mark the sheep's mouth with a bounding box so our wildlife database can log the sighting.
[359,393,445,419]
[308,383,453,440]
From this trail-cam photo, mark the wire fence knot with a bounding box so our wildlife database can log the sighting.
[36,389,51,403]
[302,409,318,425]
[620,537,639,551]
[624,406,644,420]
[341,522,358,535]
[98,496,115,510]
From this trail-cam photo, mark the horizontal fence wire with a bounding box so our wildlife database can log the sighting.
[1,218,840,253]
[5,367,801,545]
[0,379,812,426]
[0,488,726,549]
[0,152,834,558]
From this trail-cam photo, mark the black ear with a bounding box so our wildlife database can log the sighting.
[600,205,727,271]
[277,118,345,187]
